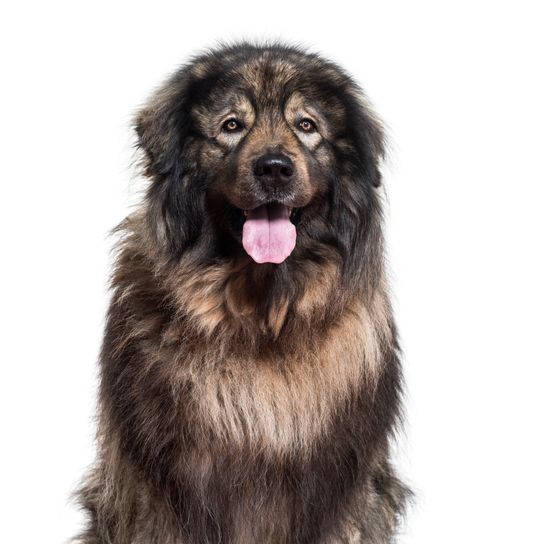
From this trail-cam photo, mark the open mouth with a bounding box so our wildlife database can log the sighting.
[241,202,300,264]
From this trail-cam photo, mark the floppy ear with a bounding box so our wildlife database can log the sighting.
[135,79,205,259]
[328,90,386,287]
[351,95,386,189]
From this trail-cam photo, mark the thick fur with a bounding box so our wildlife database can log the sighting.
[74,42,410,543]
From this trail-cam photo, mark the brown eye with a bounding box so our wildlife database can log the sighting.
[298,118,316,133]
[222,118,243,132]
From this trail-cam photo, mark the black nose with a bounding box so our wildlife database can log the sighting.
[253,153,294,184]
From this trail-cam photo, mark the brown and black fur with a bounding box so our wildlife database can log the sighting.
[74,42,410,543]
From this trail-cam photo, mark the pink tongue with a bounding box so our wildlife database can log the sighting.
[242,203,296,264]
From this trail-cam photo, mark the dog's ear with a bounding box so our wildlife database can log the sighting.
[328,90,386,287]
[135,83,186,177]
[135,78,205,259]
[350,95,386,189]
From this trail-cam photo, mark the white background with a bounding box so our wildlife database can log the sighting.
[1,1,543,543]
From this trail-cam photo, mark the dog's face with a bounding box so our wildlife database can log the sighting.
[197,89,324,213]
[137,45,384,274]
[194,70,339,263]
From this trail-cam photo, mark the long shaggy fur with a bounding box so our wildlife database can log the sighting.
[74,42,410,543]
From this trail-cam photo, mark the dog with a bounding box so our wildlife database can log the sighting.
[74,42,410,543]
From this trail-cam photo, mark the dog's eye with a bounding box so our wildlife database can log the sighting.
[222,118,244,132]
[297,118,317,133]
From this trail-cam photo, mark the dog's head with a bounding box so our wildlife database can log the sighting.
[136,43,385,281]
